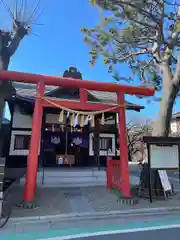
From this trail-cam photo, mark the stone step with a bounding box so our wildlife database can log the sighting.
[36,182,106,188]
[20,175,139,184]
[42,177,105,184]
[19,177,106,188]
[37,169,106,178]
[37,175,106,182]
[20,176,106,184]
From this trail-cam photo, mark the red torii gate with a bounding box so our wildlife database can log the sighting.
[0,70,155,203]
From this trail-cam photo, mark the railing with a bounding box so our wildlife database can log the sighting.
[107,157,121,191]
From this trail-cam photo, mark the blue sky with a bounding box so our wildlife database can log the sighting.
[1,0,180,123]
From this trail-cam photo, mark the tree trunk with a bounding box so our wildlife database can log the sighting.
[153,85,178,137]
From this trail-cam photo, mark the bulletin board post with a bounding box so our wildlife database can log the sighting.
[143,136,180,203]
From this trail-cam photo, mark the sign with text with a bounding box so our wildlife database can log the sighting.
[143,136,180,203]
[150,144,179,169]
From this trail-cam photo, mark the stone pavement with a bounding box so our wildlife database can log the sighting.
[1,165,180,238]
[3,179,180,219]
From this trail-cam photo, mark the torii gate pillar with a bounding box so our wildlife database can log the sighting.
[24,81,45,203]
[117,93,130,197]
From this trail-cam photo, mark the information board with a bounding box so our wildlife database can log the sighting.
[150,145,179,169]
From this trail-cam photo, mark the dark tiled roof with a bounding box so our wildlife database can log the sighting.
[12,82,144,111]
[13,82,118,102]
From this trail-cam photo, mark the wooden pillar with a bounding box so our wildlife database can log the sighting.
[117,93,131,197]
[24,81,45,202]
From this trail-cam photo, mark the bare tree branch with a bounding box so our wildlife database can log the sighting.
[0,0,42,67]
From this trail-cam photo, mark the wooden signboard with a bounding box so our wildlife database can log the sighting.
[150,144,179,169]
[143,136,180,202]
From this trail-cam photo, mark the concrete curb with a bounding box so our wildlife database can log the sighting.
[9,206,180,224]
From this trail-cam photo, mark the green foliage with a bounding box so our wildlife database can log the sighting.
[82,0,180,101]
[89,0,96,5]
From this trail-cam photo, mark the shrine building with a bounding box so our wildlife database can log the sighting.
[3,67,143,173]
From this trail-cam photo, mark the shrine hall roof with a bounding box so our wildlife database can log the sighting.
[12,82,144,111]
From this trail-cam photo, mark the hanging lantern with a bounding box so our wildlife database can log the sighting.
[70,113,75,126]
[80,115,84,128]
[101,113,105,125]
[90,115,95,127]
[59,110,64,123]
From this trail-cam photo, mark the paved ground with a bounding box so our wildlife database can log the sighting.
[2,165,180,218]
[5,185,131,217]
[4,184,180,218]
[1,164,180,239]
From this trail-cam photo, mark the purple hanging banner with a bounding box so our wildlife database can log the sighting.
[69,132,89,148]
[43,132,65,149]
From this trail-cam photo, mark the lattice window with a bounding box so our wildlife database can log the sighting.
[14,135,31,150]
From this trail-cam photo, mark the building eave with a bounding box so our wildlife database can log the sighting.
[13,95,144,112]
[12,82,144,112]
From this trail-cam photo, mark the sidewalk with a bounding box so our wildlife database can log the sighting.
[1,182,180,238]
[1,166,180,238]
[4,182,180,221]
